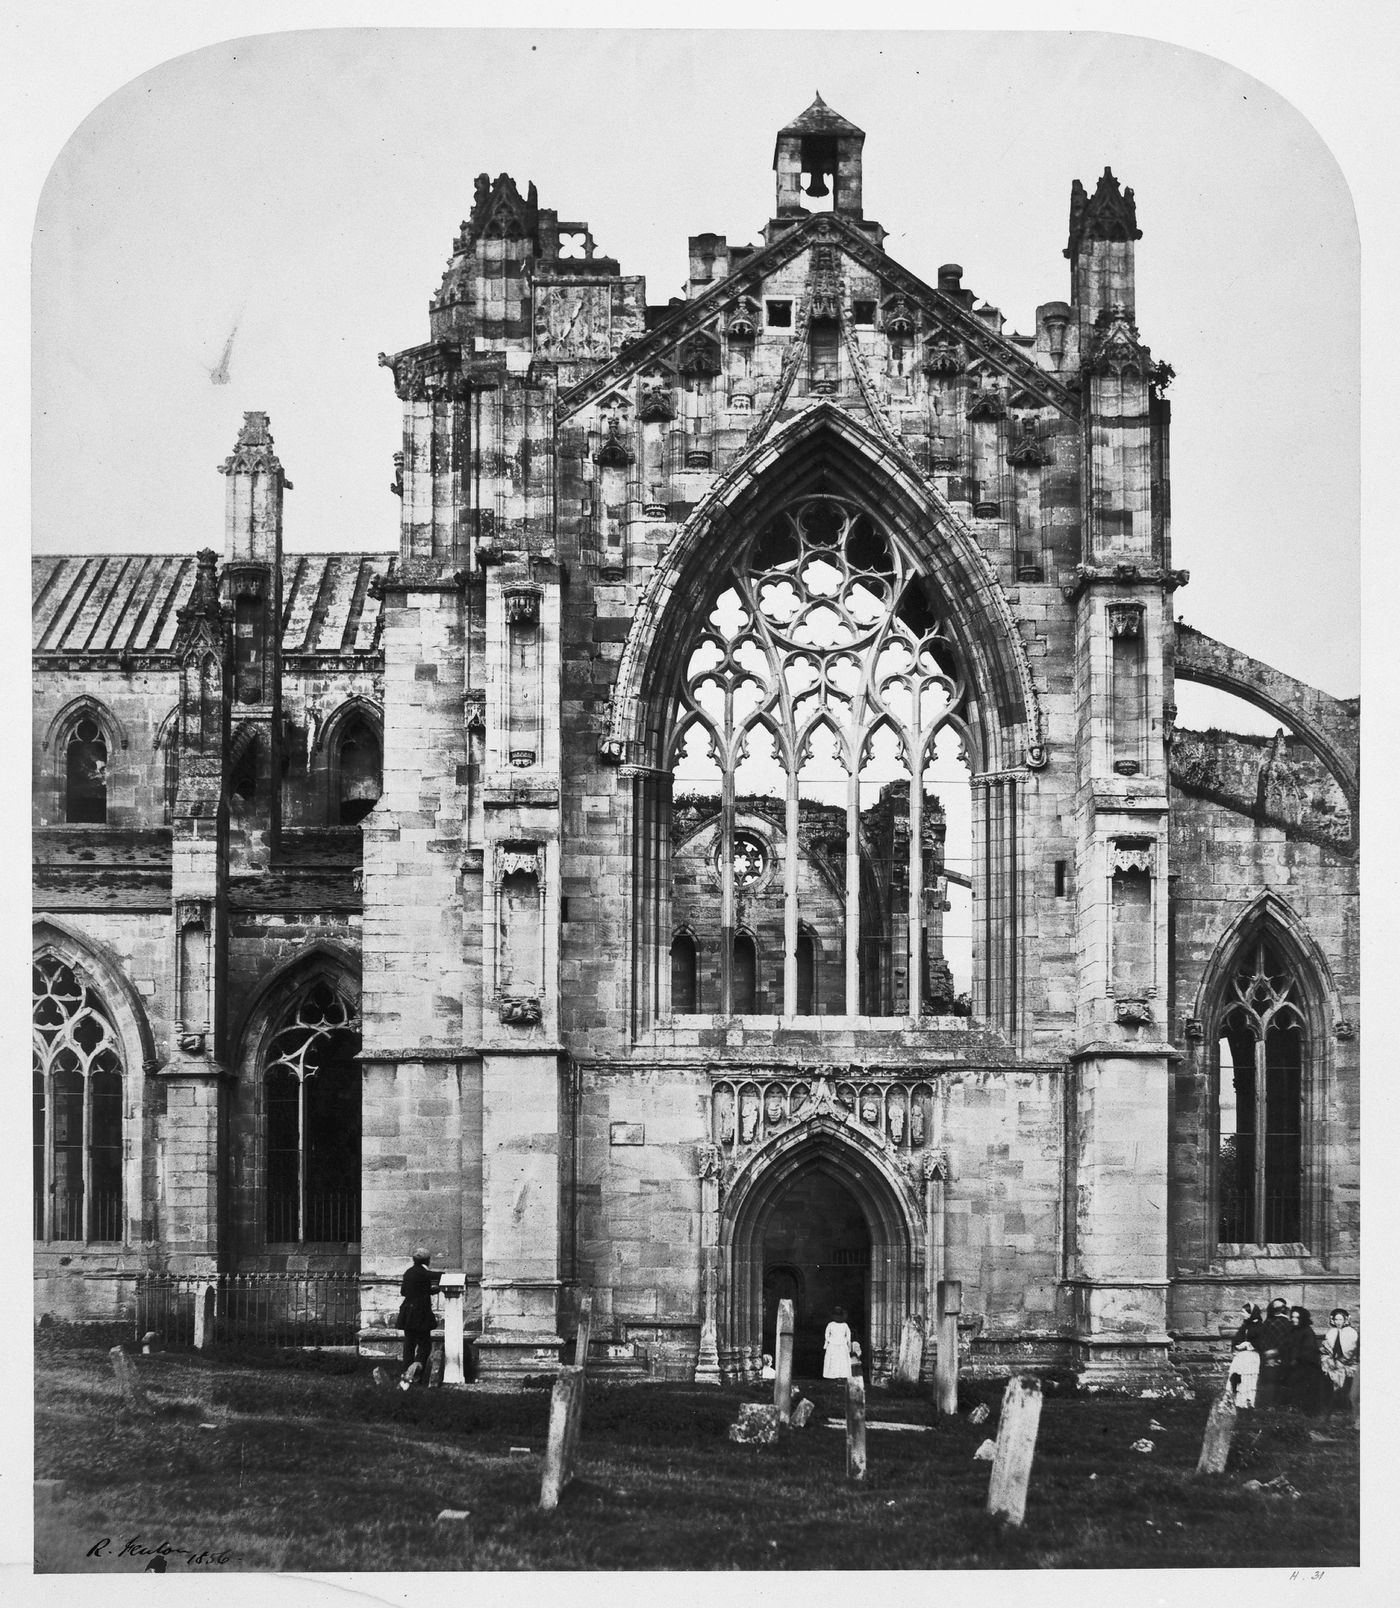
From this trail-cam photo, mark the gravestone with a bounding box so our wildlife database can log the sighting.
[439,1269,466,1387]
[1195,1385,1237,1475]
[108,1346,150,1414]
[540,1365,586,1511]
[399,1361,421,1391]
[140,1332,161,1355]
[372,1366,393,1389]
[986,1376,1042,1525]
[192,1283,216,1351]
[791,1397,815,1429]
[845,1375,867,1481]
[429,1347,445,1389]
[893,1316,924,1387]
[574,1290,594,1371]
[728,1403,781,1444]
[935,1280,961,1415]
[774,1299,794,1424]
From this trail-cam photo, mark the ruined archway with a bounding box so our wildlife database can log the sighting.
[719,1110,923,1382]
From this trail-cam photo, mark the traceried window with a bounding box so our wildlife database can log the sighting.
[264,981,362,1243]
[33,957,123,1242]
[1217,938,1305,1245]
[65,718,108,824]
[668,495,972,1019]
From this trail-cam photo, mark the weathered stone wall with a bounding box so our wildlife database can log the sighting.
[1166,789,1359,1337]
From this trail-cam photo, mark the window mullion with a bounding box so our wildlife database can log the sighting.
[298,1073,308,1245]
[42,1060,54,1243]
[1253,1033,1269,1243]
[909,738,924,1022]
[783,758,799,1018]
[82,1068,93,1244]
[845,763,860,1015]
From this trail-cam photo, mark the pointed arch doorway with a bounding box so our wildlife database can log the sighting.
[719,1118,923,1383]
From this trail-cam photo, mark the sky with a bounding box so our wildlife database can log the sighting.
[27,25,1362,709]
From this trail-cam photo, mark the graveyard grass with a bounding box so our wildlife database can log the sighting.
[34,1332,1359,1573]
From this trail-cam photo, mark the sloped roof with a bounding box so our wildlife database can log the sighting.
[31,552,393,657]
[777,93,864,140]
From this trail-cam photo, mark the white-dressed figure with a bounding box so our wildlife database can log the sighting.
[823,1306,853,1379]
[1230,1340,1260,1408]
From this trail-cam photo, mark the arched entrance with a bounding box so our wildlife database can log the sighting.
[761,1168,872,1376]
[719,1114,923,1383]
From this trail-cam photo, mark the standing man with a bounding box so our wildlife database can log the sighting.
[1253,1297,1293,1410]
[1321,1306,1360,1414]
[398,1246,439,1387]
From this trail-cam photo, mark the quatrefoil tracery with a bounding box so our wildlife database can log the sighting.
[672,497,966,778]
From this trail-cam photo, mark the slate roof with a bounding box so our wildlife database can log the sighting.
[31,552,393,658]
[776,93,864,140]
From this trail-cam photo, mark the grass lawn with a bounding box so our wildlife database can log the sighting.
[34,1331,1359,1572]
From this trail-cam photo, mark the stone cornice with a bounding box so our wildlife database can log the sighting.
[1061,563,1189,604]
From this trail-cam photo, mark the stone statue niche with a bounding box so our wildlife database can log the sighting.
[497,850,543,1022]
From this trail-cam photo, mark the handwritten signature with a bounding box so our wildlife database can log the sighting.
[86,1536,234,1567]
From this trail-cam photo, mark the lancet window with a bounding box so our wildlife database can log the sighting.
[1216,937,1306,1246]
[264,980,362,1243]
[667,494,972,1019]
[32,956,123,1242]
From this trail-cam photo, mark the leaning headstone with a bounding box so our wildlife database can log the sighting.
[1195,1385,1238,1475]
[574,1290,594,1372]
[728,1403,781,1444]
[372,1366,394,1389]
[986,1375,1042,1526]
[845,1375,867,1482]
[774,1299,794,1425]
[935,1280,961,1416]
[968,1402,990,1425]
[540,1365,586,1510]
[140,1332,162,1356]
[893,1316,924,1387]
[108,1346,150,1414]
[790,1397,816,1429]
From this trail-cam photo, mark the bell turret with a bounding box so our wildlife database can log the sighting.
[773,93,865,219]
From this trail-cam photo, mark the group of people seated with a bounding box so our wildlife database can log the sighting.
[1228,1299,1358,1416]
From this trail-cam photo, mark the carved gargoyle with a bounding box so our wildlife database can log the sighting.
[498,995,543,1026]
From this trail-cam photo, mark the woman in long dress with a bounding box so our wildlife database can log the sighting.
[823,1305,853,1384]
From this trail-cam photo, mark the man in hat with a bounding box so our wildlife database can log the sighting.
[398,1246,439,1387]
[1321,1306,1360,1413]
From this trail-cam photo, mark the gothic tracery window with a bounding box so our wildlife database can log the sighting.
[668,495,972,1018]
[1217,938,1306,1246]
[32,956,123,1242]
[264,980,362,1243]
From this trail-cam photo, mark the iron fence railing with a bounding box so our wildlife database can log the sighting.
[134,1272,362,1347]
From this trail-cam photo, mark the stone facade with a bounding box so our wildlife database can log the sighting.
[32,99,1359,1384]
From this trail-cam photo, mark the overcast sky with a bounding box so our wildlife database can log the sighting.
[29,27,1360,710]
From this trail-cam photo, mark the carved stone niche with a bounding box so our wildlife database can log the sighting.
[1107,603,1144,638]
[464,692,486,732]
[1115,996,1155,1028]
[503,586,541,627]
[498,996,542,1027]
[1112,838,1155,876]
